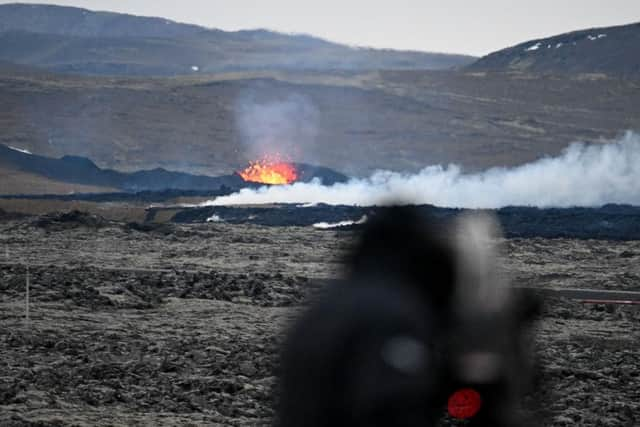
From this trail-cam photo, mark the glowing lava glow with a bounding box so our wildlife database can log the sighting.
[238,157,298,185]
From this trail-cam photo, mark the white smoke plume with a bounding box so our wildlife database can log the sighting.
[235,91,318,161]
[208,132,640,208]
[312,215,368,229]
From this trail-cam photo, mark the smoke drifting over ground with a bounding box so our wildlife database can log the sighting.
[235,92,318,161]
[209,132,640,208]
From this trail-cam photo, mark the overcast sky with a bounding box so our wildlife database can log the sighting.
[4,1,640,56]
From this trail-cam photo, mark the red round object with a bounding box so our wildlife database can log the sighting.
[447,388,482,419]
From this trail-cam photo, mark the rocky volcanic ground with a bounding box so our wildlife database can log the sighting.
[0,215,639,426]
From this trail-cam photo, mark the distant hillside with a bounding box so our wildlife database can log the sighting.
[0,3,475,75]
[0,143,243,192]
[0,144,348,194]
[1,68,639,178]
[0,2,206,38]
[468,22,640,77]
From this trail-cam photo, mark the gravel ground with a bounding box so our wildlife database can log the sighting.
[0,218,638,426]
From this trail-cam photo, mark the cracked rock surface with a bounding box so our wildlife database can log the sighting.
[0,219,638,426]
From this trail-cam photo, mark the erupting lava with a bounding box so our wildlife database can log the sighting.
[238,157,298,185]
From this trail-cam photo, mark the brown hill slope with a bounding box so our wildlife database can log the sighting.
[1,67,639,177]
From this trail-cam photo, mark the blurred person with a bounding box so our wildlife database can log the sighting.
[277,206,540,427]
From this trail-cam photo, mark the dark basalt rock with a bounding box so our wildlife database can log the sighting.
[124,221,177,236]
[33,210,109,230]
[172,204,640,240]
[0,208,26,221]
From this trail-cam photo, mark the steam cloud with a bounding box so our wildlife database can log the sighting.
[235,91,318,161]
[208,132,640,208]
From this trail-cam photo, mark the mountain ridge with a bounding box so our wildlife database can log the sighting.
[467,21,640,77]
[0,3,475,75]
[0,3,211,39]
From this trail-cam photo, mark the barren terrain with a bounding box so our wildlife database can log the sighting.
[0,216,638,426]
[2,68,639,180]
[0,165,116,196]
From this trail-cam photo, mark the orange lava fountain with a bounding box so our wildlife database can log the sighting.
[238,157,298,185]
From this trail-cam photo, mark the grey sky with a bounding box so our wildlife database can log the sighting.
[4,1,640,56]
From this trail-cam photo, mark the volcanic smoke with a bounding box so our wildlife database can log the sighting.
[207,132,640,208]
